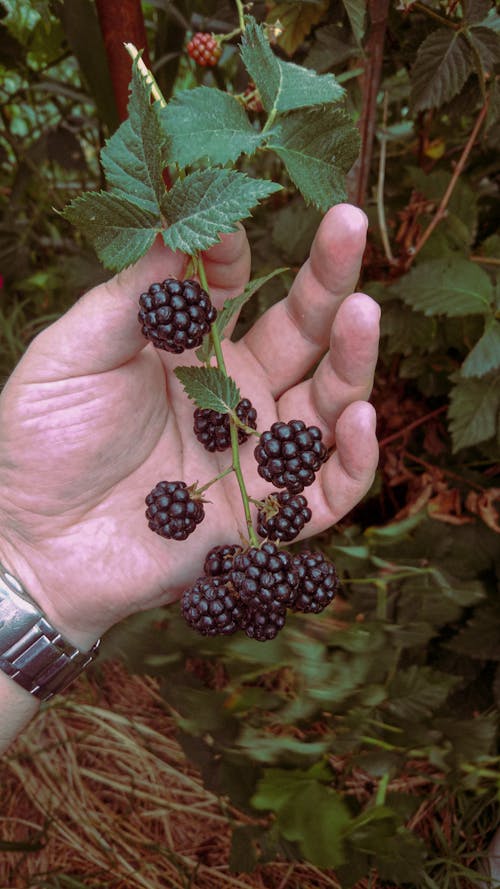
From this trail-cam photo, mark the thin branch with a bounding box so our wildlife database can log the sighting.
[412,2,460,29]
[376,91,396,264]
[379,404,447,448]
[405,95,491,268]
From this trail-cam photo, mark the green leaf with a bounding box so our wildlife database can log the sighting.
[386,665,459,721]
[398,257,493,316]
[342,0,366,45]
[410,28,473,112]
[448,375,500,451]
[266,0,329,56]
[161,169,281,255]
[266,106,360,211]
[463,0,492,24]
[461,320,500,378]
[252,768,350,868]
[62,191,160,271]
[447,602,500,661]
[240,17,344,115]
[196,266,288,365]
[467,25,500,75]
[101,60,166,215]
[160,87,264,167]
[174,365,240,413]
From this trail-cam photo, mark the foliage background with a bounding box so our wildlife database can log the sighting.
[0,0,499,886]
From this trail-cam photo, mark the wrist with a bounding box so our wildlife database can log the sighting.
[0,535,102,652]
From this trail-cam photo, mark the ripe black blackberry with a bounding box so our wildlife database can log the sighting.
[256,491,312,542]
[193,398,257,452]
[230,541,298,610]
[138,278,217,354]
[291,551,340,613]
[254,420,327,494]
[181,576,245,636]
[145,480,204,541]
[243,604,287,641]
[204,543,243,578]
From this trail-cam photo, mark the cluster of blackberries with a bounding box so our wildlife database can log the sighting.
[138,277,339,641]
[181,542,340,641]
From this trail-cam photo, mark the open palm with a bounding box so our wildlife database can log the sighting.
[0,204,379,649]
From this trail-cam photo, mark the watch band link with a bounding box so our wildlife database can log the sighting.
[0,562,99,702]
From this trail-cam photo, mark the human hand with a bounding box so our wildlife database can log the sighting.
[0,203,379,650]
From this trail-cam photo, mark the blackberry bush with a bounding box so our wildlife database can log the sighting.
[254,420,328,494]
[138,278,217,354]
[145,480,204,541]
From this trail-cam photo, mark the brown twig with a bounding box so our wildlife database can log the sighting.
[347,0,391,208]
[405,95,491,269]
[403,450,487,492]
[379,404,448,448]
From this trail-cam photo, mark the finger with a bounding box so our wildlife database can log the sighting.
[242,203,368,397]
[304,401,378,532]
[20,228,250,380]
[277,293,380,444]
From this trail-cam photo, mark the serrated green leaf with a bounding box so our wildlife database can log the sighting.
[467,25,500,74]
[342,0,366,45]
[398,257,493,316]
[461,320,500,378]
[174,365,240,413]
[63,191,160,271]
[447,602,500,661]
[240,17,344,116]
[195,267,288,364]
[160,87,263,168]
[267,106,360,211]
[448,375,500,451]
[386,665,459,721]
[161,169,281,255]
[410,28,473,112]
[101,60,165,215]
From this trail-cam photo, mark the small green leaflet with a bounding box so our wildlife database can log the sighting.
[410,29,472,112]
[62,191,160,271]
[266,106,360,210]
[240,17,344,116]
[461,320,500,378]
[101,58,166,215]
[161,169,282,254]
[174,365,240,413]
[385,665,459,721]
[448,375,500,451]
[397,256,493,316]
[196,267,288,364]
[160,87,263,167]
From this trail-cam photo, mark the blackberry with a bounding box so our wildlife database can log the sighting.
[257,491,312,542]
[254,420,327,494]
[145,480,204,541]
[230,541,298,610]
[138,278,217,354]
[181,576,245,636]
[193,398,257,452]
[204,543,243,578]
[186,32,222,67]
[243,604,287,641]
[291,551,340,614]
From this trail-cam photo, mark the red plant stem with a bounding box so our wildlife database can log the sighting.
[95,0,150,121]
[379,404,447,448]
[348,0,390,208]
[403,450,486,492]
[405,95,491,268]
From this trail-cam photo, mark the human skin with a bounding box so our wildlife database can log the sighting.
[0,203,379,751]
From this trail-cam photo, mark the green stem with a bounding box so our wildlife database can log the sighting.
[124,43,167,107]
[261,108,277,136]
[375,773,390,807]
[234,0,246,33]
[196,253,259,547]
[197,465,234,495]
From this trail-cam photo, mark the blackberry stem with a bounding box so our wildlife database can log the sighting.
[196,464,234,494]
[196,252,259,547]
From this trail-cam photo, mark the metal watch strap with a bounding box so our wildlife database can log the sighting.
[0,561,99,702]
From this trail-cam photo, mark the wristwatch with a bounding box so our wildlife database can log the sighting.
[0,561,99,702]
